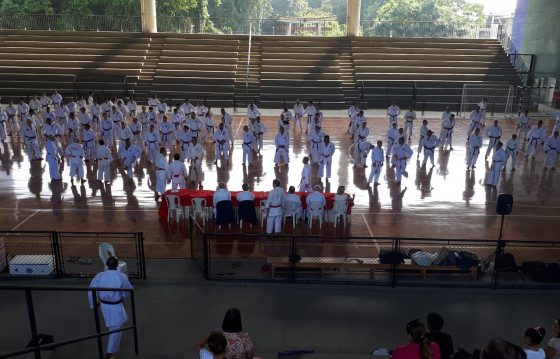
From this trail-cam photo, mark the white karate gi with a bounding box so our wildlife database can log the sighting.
[157,102,167,116]
[439,117,455,148]
[159,122,174,150]
[293,103,304,130]
[117,126,133,159]
[0,111,6,141]
[194,105,207,117]
[308,130,324,163]
[88,270,133,356]
[22,125,41,160]
[280,110,292,131]
[144,130,159,162]
[517,114,531,139]
[526,125,546,157]
[127,100,137,115]
[109,110,123,139]
[148,97,160,108]
[214,129,229,163]
[393,144,413,183]
[42,122,63,138]
[187,143,204,183]
[255,122,267,151]
[247,107,261,121]
[387,105,401,126]
[188,117,202,141]
[274,132,290,165]
[403,111,416,138]
[504,137,519,170]
[304,105,316,130]
[299,164,311,192]
[356,141,371,167]
[154,153,169,194]
[478,101,488,123]
[368,147,385,184]
[544,135,560,168]
[487,148,506,186]
[139,111,150,134]
[485,124,502,157]
[467,110,482,137]
[318,141,336,178]
[167,160,187,191]
[417,125,428,155]
[79,112,92,128]
[421,134,438,166]
[65,142,85,179]
[386,127,398,158]
[45,140,61,180]
[100,118,114,147]
[221,112,233,141]
[96,145,113,182]
[467,134,482,168]
[121,145,141,179]
[18,103,30,119]
[265,187,285,234]
[204,115,215,141]
[129,122,143,149]
[242,131,255,164]
[354,126,369,163]
[180,102,195,116]
[67,117,79,142]
[82,128,97,160]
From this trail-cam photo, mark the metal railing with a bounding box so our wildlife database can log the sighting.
[73,75,130,99]
[0,14,141,32]
[0,284,138,359]
[497,27,533,86]
[360,21,494,38]
[190,215,560,289]
[0,231,146,279]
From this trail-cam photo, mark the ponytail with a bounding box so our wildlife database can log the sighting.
[419,336,433,359]
[406,319,433,359]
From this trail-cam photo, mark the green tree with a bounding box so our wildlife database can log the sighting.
[364,0,485,37]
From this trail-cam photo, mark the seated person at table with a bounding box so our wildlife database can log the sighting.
[306,185,326,217]
[334,185,355,208]
[237,183,257,225]
[284,186,303,220]
[213,182,231,215]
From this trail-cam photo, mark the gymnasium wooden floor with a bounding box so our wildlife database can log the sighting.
[1,112,559,259]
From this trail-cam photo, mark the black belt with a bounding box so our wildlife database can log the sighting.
[489,136,500,139]
[423,146,435,151]
[100,298,123,305]
[243,142,252,147]
[25,136,36,140]
[507,147,516,151]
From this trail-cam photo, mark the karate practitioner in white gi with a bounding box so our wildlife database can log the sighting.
[213,122,230,166]
[516,109,531,140]
[439,114,455,150]
[220,108,234,145]
[65,137,85,184]
[45,136,61,181]
[167,153,187,191]
[504,134,519,171]
[21,118,42,160]
[187,137,204,185]
[353,121,369,166]
[88,257,133,359]
[347,103,359,133]
[121,139,142,179]
[392,137,413,185]
[306,185,326,219]
[304,101,317,132]
[144,125,159,163]
[154,147,169,199]
[308,125,324,164]
[544,131,559,170]
[280,107,292,133]
[255,117,267,154]
[82,124,97,161]
[421,130,438,167]
[274,126,289,166]
[486,142,506,187]
[96,139,113,184]
[265,179,285,234]
[318,135,335,179]
[100,113,114,148]
[368,141,385,186]
[485,120,502,158]
[387,101,401,127]
[386,122,399,159]
[467,106,483,138]
[241,125,255,166]
[0,110,7,142]
[467,128,483,170]
[293,100,304,131]
[403,107,416,140]
[525,120,546,159]
[247,103,261,122]
[478,98,488,126]
[117,122,133,160]
[159,116,174,150]
[176,125,192,162]
[129,117,143,150]
[299,156,311,192]
[204,112,215,142]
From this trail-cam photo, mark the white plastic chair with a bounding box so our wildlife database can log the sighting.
[307,201,324,229]
[165,195,182,222]
[191,197,207,225]
[331,200,348,226]
[282,201,299,228]
[259,200,267,227]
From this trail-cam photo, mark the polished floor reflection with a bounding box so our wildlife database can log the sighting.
[1,112,559,258]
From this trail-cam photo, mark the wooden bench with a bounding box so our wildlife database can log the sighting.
[267,257,478,280]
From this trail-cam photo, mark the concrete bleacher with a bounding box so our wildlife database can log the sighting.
[0,30,522,111]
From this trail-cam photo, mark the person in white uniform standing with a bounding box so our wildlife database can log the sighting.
[45,135,62,181]
[265,179,285,234]
[65,137,85,184]
[299,156,311,192]
[516,109,531,140]
[403,107,416,140]
[21,118,42,161]
[308,125,324,164]
[485,120,502,158]
[82,124,97,161]
[387,101,401,127]
[144,125,159,163]
[255,117,268,155]
[88,257,133,359]
[167,153,187,191]
[304,101,317,133]
[353,121,369,166]
[486,141,506,187]
[467,106,482,138]
[421,130,438,168]
[392,137,413,185]
[121,139,142,179]
[96,139,113,184]
[318,135,335,180]
[241,125,255,166]
[187,136,204,186]
[159,116,175,150]
[293,100,304,131]
[467,128,483,170]
[439,114,455,150]
[504,133,519,171]
[368,140,384,186]
[526,120,546,159]
[386,122,399,159]
[274,126,290,167]
[544,131,559,170]
[154,147,169,199]
[213,122,230,166]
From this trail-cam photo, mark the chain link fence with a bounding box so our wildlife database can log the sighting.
[0,231,146,279]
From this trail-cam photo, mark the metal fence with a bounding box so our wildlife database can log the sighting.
[0,231,146,279]
[190,216,560,289]
[73,75,130,99]
[0,14,141,32]
[360,21,495,39]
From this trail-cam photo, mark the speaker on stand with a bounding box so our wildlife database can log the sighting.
[484,194,514,287]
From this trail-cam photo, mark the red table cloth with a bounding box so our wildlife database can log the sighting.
[158,189,345,220]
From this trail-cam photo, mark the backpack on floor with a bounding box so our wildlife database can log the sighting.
[458,251,480,270]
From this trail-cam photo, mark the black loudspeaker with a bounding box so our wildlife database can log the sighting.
[496,193,513,215]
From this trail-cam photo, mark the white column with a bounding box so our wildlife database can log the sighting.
[140,0,157,33]
[346,0,361,36]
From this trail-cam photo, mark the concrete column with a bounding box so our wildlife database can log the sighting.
[346,0,361,36]
[140,0,157,33]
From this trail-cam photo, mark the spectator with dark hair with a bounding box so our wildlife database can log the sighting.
[545,319,560,359]
[523,327,546,359]
[393,319,441,359]
[426,313,454,359]
[481,339,526,359]
[196,308,254,359]
[199,330,228,359]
